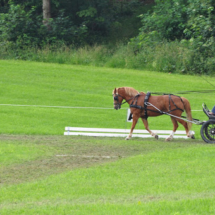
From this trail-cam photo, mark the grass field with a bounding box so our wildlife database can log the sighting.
[1,60,215,214]
[0,59,214,137]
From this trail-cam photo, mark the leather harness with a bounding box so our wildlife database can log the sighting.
[130,92,151,119]
[129,92,184,119]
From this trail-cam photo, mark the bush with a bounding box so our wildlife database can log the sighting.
[130,0,215,75]
[0,4,87,48]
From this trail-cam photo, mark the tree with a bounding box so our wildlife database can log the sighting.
[42,0,51,28]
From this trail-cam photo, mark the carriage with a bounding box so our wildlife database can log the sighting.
[200,103,215,143]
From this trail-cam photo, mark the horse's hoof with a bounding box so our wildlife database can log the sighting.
[125,137,130,140]
[165,135,174,141]
[191,135,195,139]
[155,135,159,140]
[165,137,172,141]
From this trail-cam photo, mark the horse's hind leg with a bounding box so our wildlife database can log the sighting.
[141,118,158,139]
[175,118,195,139]
[166,116,178,141]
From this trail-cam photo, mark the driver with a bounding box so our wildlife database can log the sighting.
[210,106,215,115]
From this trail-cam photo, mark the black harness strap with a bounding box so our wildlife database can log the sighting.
[130,92,151,119]
[168,94,184,113]
[144,92,151,119]
[129,94,140,120]
[127,94,140,121]
[130,94,141,109]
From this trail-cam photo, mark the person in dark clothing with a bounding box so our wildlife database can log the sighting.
[209,106,215,115]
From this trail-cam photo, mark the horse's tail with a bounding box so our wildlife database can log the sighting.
[182,97,192,131]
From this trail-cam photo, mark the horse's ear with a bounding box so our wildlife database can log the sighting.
[114,88,116,94]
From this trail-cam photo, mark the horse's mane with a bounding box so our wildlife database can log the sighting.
[122,87,139,96]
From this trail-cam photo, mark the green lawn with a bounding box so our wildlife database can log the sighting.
[0,60,215,214]
[0,59,214,138]
[0,135,214,215]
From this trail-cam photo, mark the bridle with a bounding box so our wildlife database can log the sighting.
[113,94,126,109]
[113,93,138,109]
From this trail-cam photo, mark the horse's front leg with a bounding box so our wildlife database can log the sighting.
[126,115,138,140]
[141,118,158,139]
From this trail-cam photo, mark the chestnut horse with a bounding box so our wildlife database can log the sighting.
[112,87,195,141]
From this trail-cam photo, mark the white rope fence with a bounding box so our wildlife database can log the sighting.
[0,104,202,111]
[0,104,113,109]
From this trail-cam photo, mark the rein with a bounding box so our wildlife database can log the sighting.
[113,93,137,106]
[151,89,215,95]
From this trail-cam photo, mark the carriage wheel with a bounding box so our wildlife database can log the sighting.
[200,120,215,143]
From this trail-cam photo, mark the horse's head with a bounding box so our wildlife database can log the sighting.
[112,87,139,110]
[112,88,124,110]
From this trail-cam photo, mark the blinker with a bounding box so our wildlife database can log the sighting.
[114,96,118,101]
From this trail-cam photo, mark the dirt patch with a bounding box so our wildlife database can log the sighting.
[1,134,199,185]
[0,135,152,185]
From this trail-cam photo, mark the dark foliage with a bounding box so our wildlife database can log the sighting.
[0,0,146,46]
[131,0,215,74]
